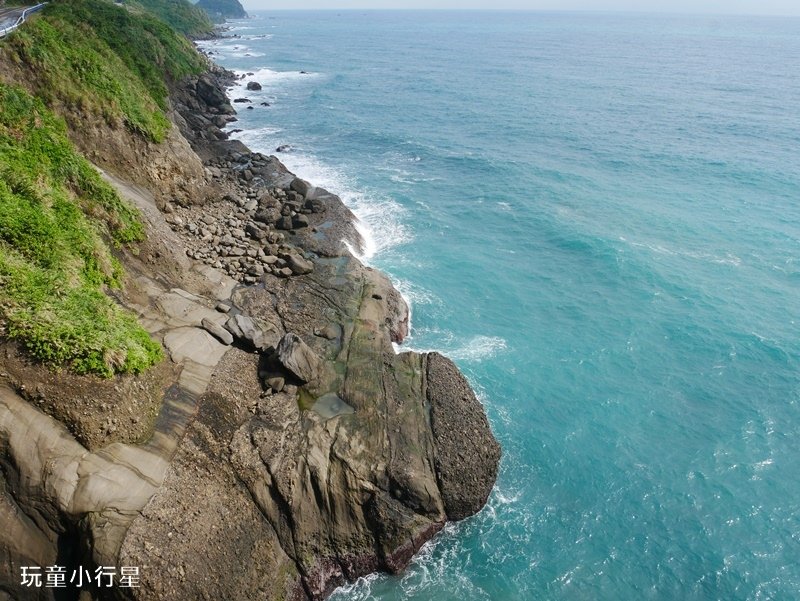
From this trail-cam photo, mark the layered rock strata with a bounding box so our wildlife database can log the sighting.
[0,65,500,600]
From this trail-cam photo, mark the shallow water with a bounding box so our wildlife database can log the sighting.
[200,11,800,600]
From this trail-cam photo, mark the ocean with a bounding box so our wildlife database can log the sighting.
[198,11,800,600]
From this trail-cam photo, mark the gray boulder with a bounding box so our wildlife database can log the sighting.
[196,74,227,108]
[276,216,293,231]
[284,253,313,275]
[292,214,310,229]
[276,333,322,384]
[201,318,234,345]
[290,177,314,198]
[245,223,267,240]
[224,314,278,352]
[254,207,280,225]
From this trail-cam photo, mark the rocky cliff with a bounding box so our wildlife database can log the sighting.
[0,5,500,600]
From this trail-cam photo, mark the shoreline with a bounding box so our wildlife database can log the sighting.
[193,33,422,340]
[0,7,500,598]
[152,38,501,599]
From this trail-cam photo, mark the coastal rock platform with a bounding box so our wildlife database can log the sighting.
[0,64,500,600]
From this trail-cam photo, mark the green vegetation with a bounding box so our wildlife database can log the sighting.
[0,0,213,376]
[0,83,163,377]
[196,0,247,22]
[128,0,215,38]
[1,0,207,142]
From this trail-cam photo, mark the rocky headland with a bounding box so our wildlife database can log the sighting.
[0,7,500,600]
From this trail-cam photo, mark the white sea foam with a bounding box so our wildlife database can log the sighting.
[626,239,742,266]
[403,334,507,363]
[449,335,508,362]
[328,572,381,601]
[231,67,321,88]
[225,127,411,263]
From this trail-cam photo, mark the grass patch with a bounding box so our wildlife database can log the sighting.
[0,84,162,377]
[128,0,215,38]
[1,0,207,142]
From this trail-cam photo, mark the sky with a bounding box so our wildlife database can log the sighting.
[239,0,800,16]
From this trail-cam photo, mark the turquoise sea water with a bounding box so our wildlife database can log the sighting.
[199,12,800,600]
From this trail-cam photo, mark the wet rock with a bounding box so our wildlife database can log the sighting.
[303,197,326,213]
[246,81,262,91]
[427,353,501,520]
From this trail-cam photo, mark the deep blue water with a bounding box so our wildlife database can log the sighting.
[199,11,800,600]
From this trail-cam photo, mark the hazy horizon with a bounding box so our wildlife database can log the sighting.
[239,1,800,17]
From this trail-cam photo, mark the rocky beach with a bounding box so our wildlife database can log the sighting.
[0,9,500,600]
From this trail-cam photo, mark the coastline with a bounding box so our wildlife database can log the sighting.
[0,7,499,598]
[126,31,502,600]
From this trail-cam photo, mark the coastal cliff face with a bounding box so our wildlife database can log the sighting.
[196,0,248,22]
[0,4,500,599]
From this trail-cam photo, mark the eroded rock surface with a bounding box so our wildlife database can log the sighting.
[0,66,500,600]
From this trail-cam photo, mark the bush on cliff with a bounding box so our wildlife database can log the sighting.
[0,84,163,377]
[196,0,248,22]
[128,0,215,38]
[1,0,207,142]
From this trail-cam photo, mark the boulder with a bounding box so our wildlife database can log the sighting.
[254,207,280,225]
[276,216,293,231]
[196,74,227,108]
[245,223,267,240]
[276,333,322,384]
[303,197,326,213]
[290,177,314,198]
[224,314,278,352]
[427,353,501,520]
[246,81,262,91]
[201,318,234,345]
[292,214,310,229]
[284,253,313,275]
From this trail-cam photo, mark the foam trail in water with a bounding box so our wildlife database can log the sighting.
[226,124,420,335]
[226,127,411,261]
[403,334,507,363]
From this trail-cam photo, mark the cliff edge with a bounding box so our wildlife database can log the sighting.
[0,3,500,599]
